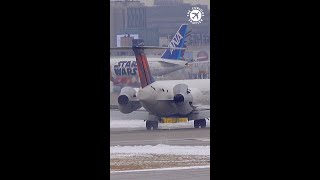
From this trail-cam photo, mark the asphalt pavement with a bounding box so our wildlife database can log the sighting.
[110,109,211,180]
[111,167,210,180]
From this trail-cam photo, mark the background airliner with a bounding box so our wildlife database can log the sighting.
[117,39,210,130]
[110,24,191,88]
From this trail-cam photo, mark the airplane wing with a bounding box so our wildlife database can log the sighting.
[111,105,210,121]
[158,61,177,66]
[110,108,150,120]
[115,103,210,119]
[187,106,210,120]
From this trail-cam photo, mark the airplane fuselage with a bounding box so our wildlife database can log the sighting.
[111,57,187,77]
[137,79,210,117]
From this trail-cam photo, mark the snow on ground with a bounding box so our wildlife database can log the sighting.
[111,144,210,156]
[111,144,210,171]
[110,119,210,129]
[110,110,210,129]
[110,120,146,128]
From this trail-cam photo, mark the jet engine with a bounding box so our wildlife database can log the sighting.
[173,84,194,115]
[118,87,142,114]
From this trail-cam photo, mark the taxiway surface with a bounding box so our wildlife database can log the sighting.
[111,128,210,146]
[110,110,210,146]
[111,167,210,180]
[110,110,211,180]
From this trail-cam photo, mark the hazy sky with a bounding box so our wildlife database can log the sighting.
[184,0,210,8]
[111,0,210,9]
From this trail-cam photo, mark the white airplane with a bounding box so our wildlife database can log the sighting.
[110,24,191,88]
[117,39,210,130]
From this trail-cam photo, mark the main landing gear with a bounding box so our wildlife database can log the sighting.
[146,120,158,130]
[194,119,206,128]
[145,119,207,130]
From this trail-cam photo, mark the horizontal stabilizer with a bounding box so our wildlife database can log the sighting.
[158,60,188,66]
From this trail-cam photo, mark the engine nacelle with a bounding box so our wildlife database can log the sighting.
[118,87,142,114]
[173,93,193,105]
[173,84,194,115]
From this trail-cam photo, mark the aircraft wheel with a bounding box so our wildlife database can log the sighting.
[146,120,158,130]
[153,121,158,130]
[194,120,200,128]
[146,121,152,130]
[200,119,206,128]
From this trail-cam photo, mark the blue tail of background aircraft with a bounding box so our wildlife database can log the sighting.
[161,24,188,60]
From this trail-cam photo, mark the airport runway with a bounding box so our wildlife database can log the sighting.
[111,128,210,146]
[110,110,210,180]
[111,167,210,180]
[110,109,210,146]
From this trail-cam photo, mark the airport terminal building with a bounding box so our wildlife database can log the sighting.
[110,0,210,79]
[110,0,210,48]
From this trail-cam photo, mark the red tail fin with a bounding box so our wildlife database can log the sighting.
[132,39,155,88]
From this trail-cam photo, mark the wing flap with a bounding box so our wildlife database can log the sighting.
[187,109,210,120]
